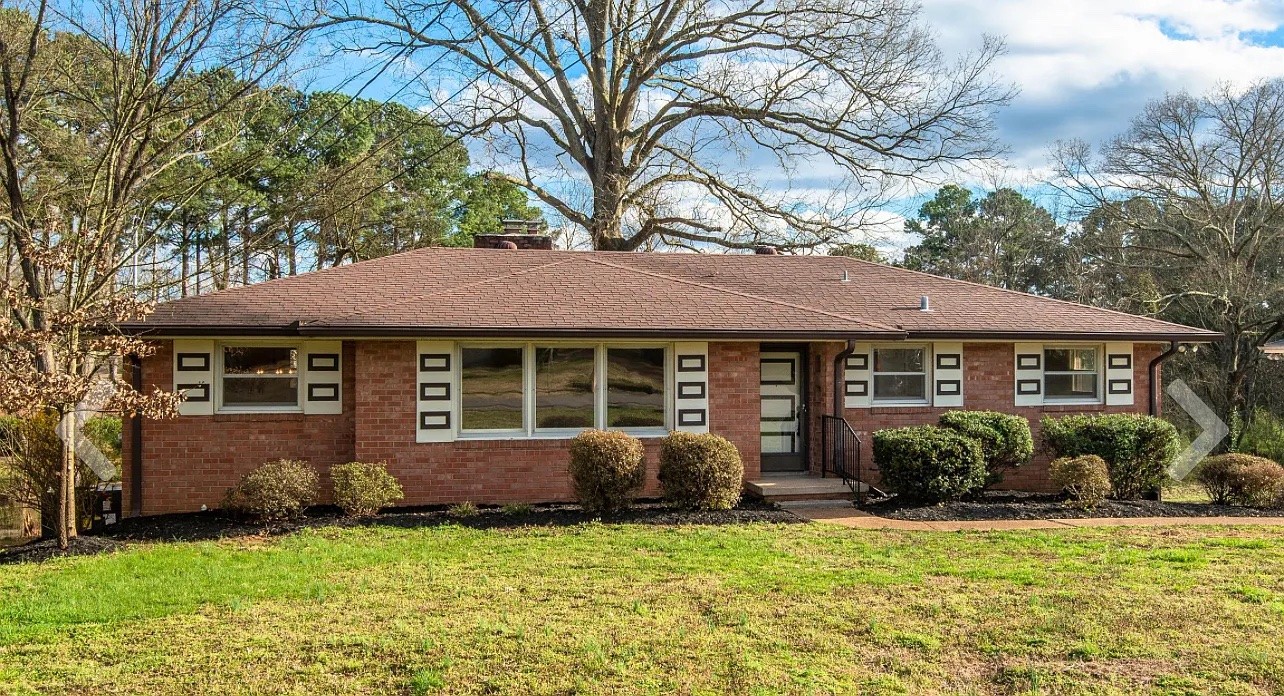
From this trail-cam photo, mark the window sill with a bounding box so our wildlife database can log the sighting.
[456,429,670,442]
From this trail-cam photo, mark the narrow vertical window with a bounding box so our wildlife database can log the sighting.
[460,347,525,431]
[535,347,596,429]
[606,347,666,428]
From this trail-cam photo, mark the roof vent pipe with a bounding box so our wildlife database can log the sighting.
[920,295,931,311]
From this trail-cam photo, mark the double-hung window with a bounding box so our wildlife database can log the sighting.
[220,345,300,410]
[1044,346,1101,402]
[872,346,929,404]
[459,343,670,437]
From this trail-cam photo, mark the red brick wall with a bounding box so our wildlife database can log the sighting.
[125,338,1163,514]
[127,340,761,513]
[123,342,357,516]
[806,342,1163,492]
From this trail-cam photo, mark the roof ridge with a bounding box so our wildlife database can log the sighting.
[835,256,1219,335]
[580,255,904,333]
[315,255,580,324]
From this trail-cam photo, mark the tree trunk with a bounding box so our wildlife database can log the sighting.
[58,410,78,549]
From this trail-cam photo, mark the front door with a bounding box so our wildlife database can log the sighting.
[760,348,807,472]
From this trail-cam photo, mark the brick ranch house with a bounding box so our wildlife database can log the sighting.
[119,235,1218,515]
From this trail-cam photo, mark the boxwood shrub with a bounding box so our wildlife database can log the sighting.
[331,461,404,517]
[1050,455,1112,508]
[1193,454,1284,507]
[222,459,319,520]
[1041,414,1179,500]
[568,430,646,514]
[938,411,1033,487]
[658,432,743,510]
[872,425,986,502]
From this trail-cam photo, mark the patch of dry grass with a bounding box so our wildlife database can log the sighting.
[2,522,1284,694]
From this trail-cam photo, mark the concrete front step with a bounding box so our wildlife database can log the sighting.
[745,474,869,502]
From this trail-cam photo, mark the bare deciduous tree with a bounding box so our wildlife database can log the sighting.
[1054,80,1284,439]
[313,0,1012,250]
[0,0,306,547]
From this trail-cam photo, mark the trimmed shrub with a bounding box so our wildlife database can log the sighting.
[1050,455,1112,508]
[568,430,646,514]
[1193,454,1284,507]
[331,461,404,517]
[939,411,1034,487]
[222,459,319,520]
[1041,414,1179,500]
[658,432,744,510]
[872,425,986,503]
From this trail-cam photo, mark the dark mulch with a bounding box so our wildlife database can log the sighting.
[0,498,799,565]
[864,491,1280,521]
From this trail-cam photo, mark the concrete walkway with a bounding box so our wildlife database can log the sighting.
[783,503,1284,531]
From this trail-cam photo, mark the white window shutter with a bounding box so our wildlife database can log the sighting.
[1014,343,1043,407]
[843,343,873,408]
[1105,342,1135,406]
[416,340,455,443]
[173,339,214,416]
[673,342,709,433]
[302,341,343,415]
[932,342,964,408]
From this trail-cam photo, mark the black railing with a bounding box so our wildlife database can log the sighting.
[821,414,863,500]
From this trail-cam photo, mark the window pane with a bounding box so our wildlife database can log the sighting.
[461,348,524,430]
[1046,373,1099,400]
[874,348,924,373]
[535,347,595,429]
[1045,348,1097,372]
[224,347,297,375]
[223,376,298,406]
[873,374,926,400]
[607,348,666,428]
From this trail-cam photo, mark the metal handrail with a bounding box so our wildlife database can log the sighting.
[821,414,864,501]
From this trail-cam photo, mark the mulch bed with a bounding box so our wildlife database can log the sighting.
[0,498,800,565]
[864,491,1280,521]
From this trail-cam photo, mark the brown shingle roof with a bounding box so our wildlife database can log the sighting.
[124,248,1221,341]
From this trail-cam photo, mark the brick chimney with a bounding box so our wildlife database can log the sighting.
[474,219,552,250]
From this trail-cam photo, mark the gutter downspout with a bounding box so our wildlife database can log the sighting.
[128,353,144,517]
[834,340,857,417]
[1148,341,1181,416]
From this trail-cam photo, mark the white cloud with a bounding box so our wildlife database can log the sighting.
[921,0,1284,170]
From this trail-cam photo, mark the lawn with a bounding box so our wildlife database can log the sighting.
[2,520,1284,694]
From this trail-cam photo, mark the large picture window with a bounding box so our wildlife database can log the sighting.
[221,346,299,408]
[457,343,670,437]
[872,346,928,403]
[1044,347,1100,401]
[460,347,525,431]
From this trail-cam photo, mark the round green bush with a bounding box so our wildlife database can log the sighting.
[1050,455,1112,508]
[1193,454,1284,507]
[331,461,404,517]
[222,459,319,521]
[658,432,744,510]
[1041,414,1179,500]
[568,430,646,514]
[872,425,986,503]
[939,411,1034,487]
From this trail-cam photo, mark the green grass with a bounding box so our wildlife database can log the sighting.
[3,521,1284,694]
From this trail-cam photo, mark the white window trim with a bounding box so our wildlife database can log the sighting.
[456,341,672,440]
[215,340,304,414]
[871,343,933,406]
[1042,344,1105,406]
